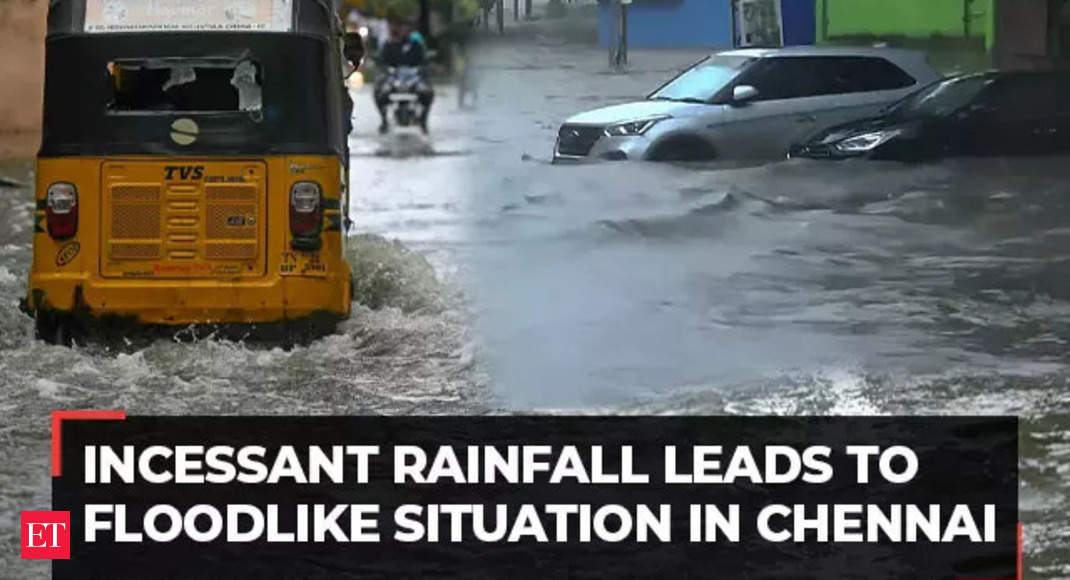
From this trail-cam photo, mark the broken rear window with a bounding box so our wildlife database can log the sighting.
[107,59,263,114]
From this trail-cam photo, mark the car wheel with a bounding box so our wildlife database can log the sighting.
[646,136,717,162]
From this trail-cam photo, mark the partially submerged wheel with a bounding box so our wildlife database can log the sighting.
[646,136,717,162]
[34,311,73,347]
[281,316,340,350]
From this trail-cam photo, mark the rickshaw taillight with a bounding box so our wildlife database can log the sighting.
[46,183,78,239]
[290,181,323,251]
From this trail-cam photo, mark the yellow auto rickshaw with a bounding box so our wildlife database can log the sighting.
[25,0,364,344]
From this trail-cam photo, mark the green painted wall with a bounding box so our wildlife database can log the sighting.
[817,0,995,49]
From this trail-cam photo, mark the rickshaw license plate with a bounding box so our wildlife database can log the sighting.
[280,251,328,278]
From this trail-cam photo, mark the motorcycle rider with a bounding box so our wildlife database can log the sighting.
[374,17,434,134]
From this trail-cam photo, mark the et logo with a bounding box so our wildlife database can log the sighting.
[21,511,70,560]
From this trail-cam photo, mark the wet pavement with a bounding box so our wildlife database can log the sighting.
[0,18,1069,578]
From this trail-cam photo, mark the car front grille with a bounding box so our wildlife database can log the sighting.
[556,124,605,157]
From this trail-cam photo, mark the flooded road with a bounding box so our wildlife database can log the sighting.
[0,31,1068,579]
[462,36,1070,577]
[465,155,1070,576]
[0,122,486,575]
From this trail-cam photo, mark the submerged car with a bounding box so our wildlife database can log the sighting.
[790,71,1070,161]
[554,46,940,162]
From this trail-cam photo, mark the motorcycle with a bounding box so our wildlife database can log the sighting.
[377,66,427,130]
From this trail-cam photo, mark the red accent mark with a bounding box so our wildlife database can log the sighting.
[1017,522,1024,580]
[51,410,126,477]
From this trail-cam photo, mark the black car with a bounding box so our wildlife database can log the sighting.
[790,71,1070,161]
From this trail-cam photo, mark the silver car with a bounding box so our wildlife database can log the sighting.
[554,46,941,162]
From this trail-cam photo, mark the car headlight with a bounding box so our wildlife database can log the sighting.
[835,130,902,153]
[604,116,670,137]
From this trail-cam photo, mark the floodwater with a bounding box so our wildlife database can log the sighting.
[0,121,486,575]
[460,37,1070,577]
[464,154,1070,576]
[1,34,1068,579]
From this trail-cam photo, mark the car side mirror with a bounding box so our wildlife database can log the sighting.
[343,32,365,72]
[732,85,760,105]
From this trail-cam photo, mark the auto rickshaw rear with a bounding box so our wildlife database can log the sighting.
[26,0,364,345]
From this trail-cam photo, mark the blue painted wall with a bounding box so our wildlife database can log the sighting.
[598,0,733,48]
[781,0,816,46]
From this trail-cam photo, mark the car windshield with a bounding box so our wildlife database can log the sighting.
[886,76,993,119]
[649,55,754,103]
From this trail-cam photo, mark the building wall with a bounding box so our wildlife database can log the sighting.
[781,0,816,45]
[0,0,47,158]
[817,0,994,49]
[598,0,733,48]
[993,0,1053,67]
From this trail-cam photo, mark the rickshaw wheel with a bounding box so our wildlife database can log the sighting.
[282,319,310,350]
[281,316,338,350]
[35,312,73,347]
